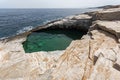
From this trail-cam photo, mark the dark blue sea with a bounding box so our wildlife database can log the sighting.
[0,8,96,39]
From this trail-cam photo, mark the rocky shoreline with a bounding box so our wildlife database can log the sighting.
[0,6,120,80]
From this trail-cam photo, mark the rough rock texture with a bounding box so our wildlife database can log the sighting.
[91,21,120,42]
[0,36,64,80]
[87,8,120,20]
[97,5,120,9]
[32,14,92,32]
[0,7,120,80]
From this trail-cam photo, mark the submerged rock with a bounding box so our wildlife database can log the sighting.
[0,7,120,80]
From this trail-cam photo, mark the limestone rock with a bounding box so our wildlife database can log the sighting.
[87,8,120,20]
[97,5,120,9]
[33,14,92,31]
[91,20,120,42]
[0,36,64,80]
[0,7,120,80]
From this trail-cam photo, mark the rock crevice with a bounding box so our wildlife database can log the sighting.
[0,6,120,80]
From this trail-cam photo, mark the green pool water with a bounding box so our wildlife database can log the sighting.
[23,29,86,53]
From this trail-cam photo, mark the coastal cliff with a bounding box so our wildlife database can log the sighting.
[0,7,120,80]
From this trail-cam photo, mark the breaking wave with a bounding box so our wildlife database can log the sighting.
[16,26,33,35]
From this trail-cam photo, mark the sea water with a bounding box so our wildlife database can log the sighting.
[0,8,96,39]
[23,29,86,53]
[0,8,96,52]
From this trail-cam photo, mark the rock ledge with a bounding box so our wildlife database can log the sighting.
[0,7,120,80]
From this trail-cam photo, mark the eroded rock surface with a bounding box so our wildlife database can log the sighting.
[91,20,120,42]
[0,7,120,80]
[87,8,120,20]
[32,14,92,32]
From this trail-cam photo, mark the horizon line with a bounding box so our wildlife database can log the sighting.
[0,7,97,9]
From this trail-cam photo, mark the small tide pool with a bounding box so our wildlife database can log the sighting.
[23,29,86,53]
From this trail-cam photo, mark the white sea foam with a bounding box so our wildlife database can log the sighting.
[0,37,8,40]
[43,18,62,25]
[43,20,51,24]
[16,26,33,35]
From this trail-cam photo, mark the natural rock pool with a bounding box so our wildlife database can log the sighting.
[23,29,86,53]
